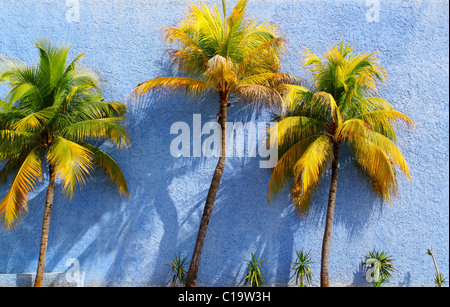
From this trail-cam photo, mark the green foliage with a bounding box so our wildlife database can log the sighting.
[0,40,129,230]
[244,252,265,287]
[362,250,395,287]
[166,253,190,287]
[292,250,313,287]
[134,0,299,107]
[268,41,415,217]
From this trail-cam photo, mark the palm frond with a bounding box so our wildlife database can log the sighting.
[233,84,283,108]
[134,77,212,97]
[268,135,319,203]
[0,147,42,231]
[62,117,130,149]
[12,105,59,132]
[280,84,313,111]
[46,137,93,198]
[291,135,333,213]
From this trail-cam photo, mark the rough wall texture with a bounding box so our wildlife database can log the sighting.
[0,0,448,286]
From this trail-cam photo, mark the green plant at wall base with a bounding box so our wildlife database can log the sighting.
[362,250,395,287]
[427,248,446,287]
[292,250,313,287]
[244,252,265,287]
[166,254,190,287]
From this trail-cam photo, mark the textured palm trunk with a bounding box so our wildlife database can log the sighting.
[320,141,339,287]
[34,164,56,287]
[185,93,228,287]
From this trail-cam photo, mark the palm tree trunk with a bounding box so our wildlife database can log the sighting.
[185,93,228,287]
[320,141,339,287]
[34,164,56,287]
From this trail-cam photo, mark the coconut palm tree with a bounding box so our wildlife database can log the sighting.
[0,40,130,287]
[268,41,415,287]
[134,0,297,287]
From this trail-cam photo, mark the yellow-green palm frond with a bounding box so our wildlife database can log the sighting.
[268,135,319,203]
[352,137,398,204]
[79,142,129,198]
[351,109,415,141]
[310,91,343,126]
[62,117,130,149]
[270,116,325,151]
[0,147,42,231]
[6,82,43,106]
[46,137,93,199]
[237,37,285,78]
[279,84,313,111]
[134,77,212,98]
[366,130,411,181]
[237,72,299,88]
[356,109,415,129]
[12,105,59,132]
[187,1,224,50]
[343,96,395,119]
[337,118,411,181]
[167,49,209,78]
[233,84,283,108]
[34,39,72,93]
[300,46,325,72]
[163,27,209,61]
[0,129,37,161]
[336,118,370,143]
[293,135,333,196]
[291,135,333,216]
[221,0,250,57]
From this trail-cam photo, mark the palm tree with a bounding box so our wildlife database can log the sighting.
[268,41,415,287]
[134,0,297,287]
[0,40,130,287]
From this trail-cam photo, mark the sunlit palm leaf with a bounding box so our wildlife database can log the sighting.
[135,77,212,97]
[0,147,42,231]
[62,117,130,149]
[46,137,93,199]
[12,105,59,132]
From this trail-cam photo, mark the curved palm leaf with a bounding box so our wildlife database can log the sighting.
[0,147,42,230]
[46,137,93,198]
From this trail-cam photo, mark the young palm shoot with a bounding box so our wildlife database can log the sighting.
[166,253,190,287]
[244,252,265,287]
[292,250,313,287]
[362,250,395,287]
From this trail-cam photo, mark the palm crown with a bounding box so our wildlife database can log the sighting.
[135,0,298,106]
[269,41,415,216]
[0,40,129,231]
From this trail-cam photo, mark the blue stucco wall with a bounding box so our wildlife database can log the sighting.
[0,0,448,286]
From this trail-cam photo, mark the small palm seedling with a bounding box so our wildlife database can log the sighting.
[244,252,265,287]
[361,250,395,287]
[427,248,446,287]
[166,253,190,287]
[292,250,313,287]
